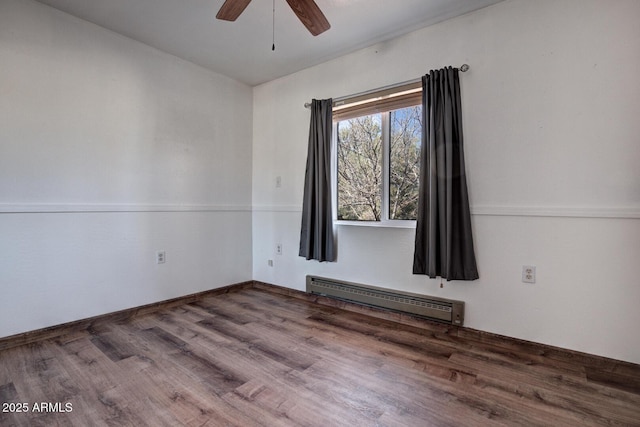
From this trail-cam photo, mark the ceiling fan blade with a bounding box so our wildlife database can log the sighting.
[216,0,252,21]
[285,0,331,36]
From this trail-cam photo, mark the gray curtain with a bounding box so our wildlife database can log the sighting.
[413,67,478,280]
[299,99,336,262]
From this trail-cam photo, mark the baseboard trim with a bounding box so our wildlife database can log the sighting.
[0,281,254,352]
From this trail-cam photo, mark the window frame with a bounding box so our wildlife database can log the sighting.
[332,108,419,229]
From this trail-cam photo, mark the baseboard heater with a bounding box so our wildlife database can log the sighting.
[306,275,464,326]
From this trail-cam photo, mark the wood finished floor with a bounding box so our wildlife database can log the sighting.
[1,287,639,426]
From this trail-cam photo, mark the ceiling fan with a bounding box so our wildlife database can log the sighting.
[216,0,331,36]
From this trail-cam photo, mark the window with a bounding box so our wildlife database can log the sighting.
[337,113,383,221]
[334,81,422,225]
[389,106,422,220]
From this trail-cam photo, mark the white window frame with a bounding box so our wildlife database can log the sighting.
[332,111,417,229]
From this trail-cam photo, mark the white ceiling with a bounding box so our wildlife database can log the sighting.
[35,0,504,86]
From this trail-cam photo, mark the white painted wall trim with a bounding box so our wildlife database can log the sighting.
[471,205,640,219]
[251,204,640,219]
[0,204,253,214]
[252,205,303,212]
[6,205,634,218]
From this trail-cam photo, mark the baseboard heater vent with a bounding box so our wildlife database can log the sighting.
[306,275,464,326]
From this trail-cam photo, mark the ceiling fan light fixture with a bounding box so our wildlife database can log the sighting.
[216,0,252,21]
[216,0,330,36]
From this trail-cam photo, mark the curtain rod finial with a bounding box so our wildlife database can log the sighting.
[460,64,469,72]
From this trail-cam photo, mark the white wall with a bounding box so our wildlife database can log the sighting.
[253,0,640,364]
[0,0,253,337]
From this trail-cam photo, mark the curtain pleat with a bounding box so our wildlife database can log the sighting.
[299,99,336,262]
[413,68,478,280]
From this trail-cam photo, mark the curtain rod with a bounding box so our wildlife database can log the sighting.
[304,64,470,109]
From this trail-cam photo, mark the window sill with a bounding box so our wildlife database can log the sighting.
[335,220,416,229]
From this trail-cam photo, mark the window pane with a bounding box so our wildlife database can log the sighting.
[337,114,382,221]
[389,106,422,220]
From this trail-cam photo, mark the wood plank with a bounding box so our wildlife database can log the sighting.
[449,352,640,424]
[473,374,617,426]
[585,366,640,395]
[109,323,261,427]
[50,336,152,426]
[139,326,247,396]
[194,316,316,372]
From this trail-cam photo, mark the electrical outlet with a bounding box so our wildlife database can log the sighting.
[276,243,282,255]
[156,251,166,264]
[522,265,536,283]
[267,259,274,267]
[276,176,282,188]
